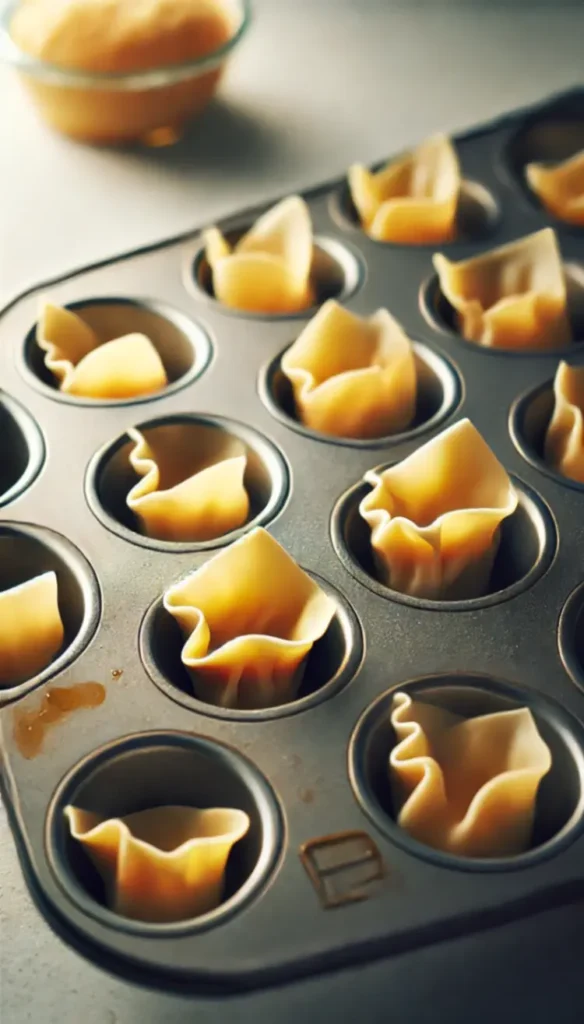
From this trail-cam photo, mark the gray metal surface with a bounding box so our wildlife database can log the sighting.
[0,88,584,1010]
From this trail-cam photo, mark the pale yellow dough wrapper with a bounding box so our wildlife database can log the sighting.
[65,804,250,923]
[526,149,584,227]
[359,419,518,600]
[348,135,460,244]
[0,571,64,686]
[127,425,249,542]
[203,196,314,314]
[37,303,168,399]
[281,300,416,439]
[433,228,571,350]
[164,527,336,709]
[544,360,584,484]
[389,691,551,858]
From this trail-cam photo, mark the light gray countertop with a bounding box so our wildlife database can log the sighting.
[1,2,584,1022]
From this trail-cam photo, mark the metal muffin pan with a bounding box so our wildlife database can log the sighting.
[1,87,584,994]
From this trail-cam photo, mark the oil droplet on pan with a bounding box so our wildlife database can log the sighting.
[12,682,106,760]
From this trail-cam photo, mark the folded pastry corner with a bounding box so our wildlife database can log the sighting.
[203,196,314,313]
[65,804,250,923]
[163,527,336,709]
[389,690,552,857]
[359,419,518,600]
[281,300,416,439]
[127,424,249,542]
[433,228,571,350]
[544,360,584,483]
[348,134,460,244]
[0,571,64,686]
[526,149,584,227]
[37,302,168,399]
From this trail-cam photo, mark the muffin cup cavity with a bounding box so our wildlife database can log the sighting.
[503,106,584,223]
[510,374,584,491]
[421,261,584,355]
[331,473,556,612]
[0,523,100,703]
[331,179,499,246]
[140,571,363,721]
[559,583,584,694]
[0,392,45,506]
[259,340,463,448]
[86,414,290,552]
[190,234,363,319]
[349,674,584,871]
[46,731,283,934]
[22,297,212,405]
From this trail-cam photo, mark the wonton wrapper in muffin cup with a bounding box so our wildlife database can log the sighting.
[65,804,250,923]
[203,196,314,314]
[281,300,417,439]
[0,571,64,686]
[526,149,584,227]
[127,425,249,542]
[544,360,584,484]
[359,419,518,601]
[389,691,552,858]
[37,303,168,399]
[348,135,460,245]
[433,228,571,350]
[163,527,336,709]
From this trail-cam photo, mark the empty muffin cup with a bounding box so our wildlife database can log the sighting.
[191,233,363,319]
[0,392,44,506]
[332,177,499,246]
[349,674,584,869]
[86,414,290,552]
[0,523,100,701]
[331,471,556,611]
[559,583,584,694]
[503,105,584,223]
[140,567,363,721]
[22,298,212,404]
[421,257,584,355]
[510,368,584,491]
[260,339,462,448]
[46,731,283,932]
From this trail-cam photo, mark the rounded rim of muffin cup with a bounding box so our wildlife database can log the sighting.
[139,569,364,721]
[330,469,557,613]
[348,673,584,873]
[0,392,45,508]
[0,0,252,89]
[45,730,284,936]
[498,108,584,235]
[20,296,213,408]
[330,177,501,249]
[258,338,464,449]
[419,260,584,358]
[509,372,584,493]
[85,413,291,553]
[558,583,584,696]
[0,522,101,704]
[187,233,365,321]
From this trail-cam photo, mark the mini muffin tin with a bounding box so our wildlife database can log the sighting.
[2,87,584,995]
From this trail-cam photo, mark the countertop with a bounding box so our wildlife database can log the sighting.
[1,2,584,1022]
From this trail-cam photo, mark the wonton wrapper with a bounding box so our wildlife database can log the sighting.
[0,572,64,686]
[164,527,336,709]
[526,149,584,227]
[433,228,571,350]
[359,419,518,600]
[544,360,584,484]
[65,805,250,923]
[348,135,460,244]
[37,303,168,399]
[281,300,417,439]
[203,196,314,314]
[389,691,552,858]
[127,425,249,542]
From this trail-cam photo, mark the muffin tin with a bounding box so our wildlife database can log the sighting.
[1,86,584,994]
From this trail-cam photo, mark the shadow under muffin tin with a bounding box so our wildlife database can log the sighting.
[1,87,584,993]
